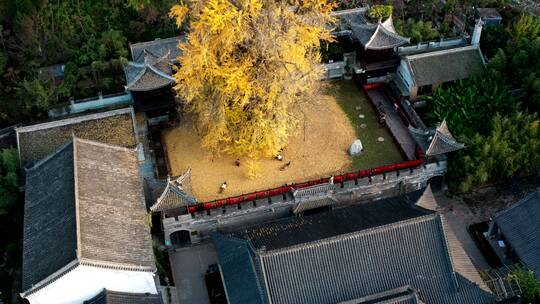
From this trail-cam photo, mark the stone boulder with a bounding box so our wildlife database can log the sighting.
[348,139,363,156]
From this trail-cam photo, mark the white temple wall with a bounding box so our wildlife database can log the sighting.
[25,265,157,304]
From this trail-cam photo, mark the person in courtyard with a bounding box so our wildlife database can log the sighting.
[280,161,291,171]
[219,181,227,193]
[379,112,386,126]
[235,158,240,167]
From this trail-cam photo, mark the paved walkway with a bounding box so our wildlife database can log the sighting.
[170,242,219,304]
[366,88,416,160]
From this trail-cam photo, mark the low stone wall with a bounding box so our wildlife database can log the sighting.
[162,160,447,246]
[48,92,133,117]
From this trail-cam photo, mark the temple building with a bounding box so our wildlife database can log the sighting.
[212,187,494,304]
[333,8,410,82]
[486,191,540,278]
[20,137,159,304]
[124,36,184,124]
[395,45,486,101]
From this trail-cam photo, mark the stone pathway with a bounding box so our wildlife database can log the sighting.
[366,88,416,160]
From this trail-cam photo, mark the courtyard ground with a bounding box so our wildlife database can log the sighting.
[162,80,403,201]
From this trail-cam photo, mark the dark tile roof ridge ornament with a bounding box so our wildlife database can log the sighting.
[78,258,156,272]
[150,167,197,213]
[255,213,438,256]
[425,119,465,157]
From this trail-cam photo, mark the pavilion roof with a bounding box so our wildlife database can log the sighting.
[425,120,465,157]
[124,52,175,92]
[150,168,197,213]
[349,16,410,50]
[130,36,185,64]
[409,120,464,157]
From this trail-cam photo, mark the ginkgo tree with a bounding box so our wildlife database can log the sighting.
[169,0,335,159]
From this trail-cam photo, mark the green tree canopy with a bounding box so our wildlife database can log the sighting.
[508,269,540,303]
[0,149,19,215]
[367,5,393,21]
[395,19,439,43]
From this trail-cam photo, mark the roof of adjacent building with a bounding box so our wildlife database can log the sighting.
[124,52,175,92]
[494,191,540,278]
[150,170,197,213]
[214,188,494,304]
[349,16,410,50]
[425,120,465,156]
[22,137,155,293]
[16,107,136,167]
[409,120,465,157]
[130,36,185,63]
[476,8,502,19]
[84,289,163,304]
[403,45,485,87]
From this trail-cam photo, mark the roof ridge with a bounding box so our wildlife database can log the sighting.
[406,45,479,61]
[16,108,133,134]
[24,140,74,172]
[73,137,138,153]
[330,7,368,16]
[259,213,438,256]
[434,213,460,292]
[79,258,156,272]
[21,259,79,296]
[130,35,185,48]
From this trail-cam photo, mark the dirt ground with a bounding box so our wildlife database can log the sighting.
[162,92,357,201]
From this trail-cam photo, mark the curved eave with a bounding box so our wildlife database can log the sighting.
[126,79,174,92]
[364,25,410,50]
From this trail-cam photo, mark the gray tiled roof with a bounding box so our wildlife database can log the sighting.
[404,45,485,87]
[22,137,155,293]
[22,142,77,291]
[494,191,540,278]
[150,173,197,213]
[214,191,494,304]
[76,138,154,267]
[124,53,175,92]
[350,16,410,50]
[16,108,137,167]
[425,120,464,156]
[130,36,185,63]
[338,286,422,304]
[84,289,163,304]
[212,235,266,304]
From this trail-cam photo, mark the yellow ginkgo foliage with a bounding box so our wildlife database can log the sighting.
[169,0,336,158]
